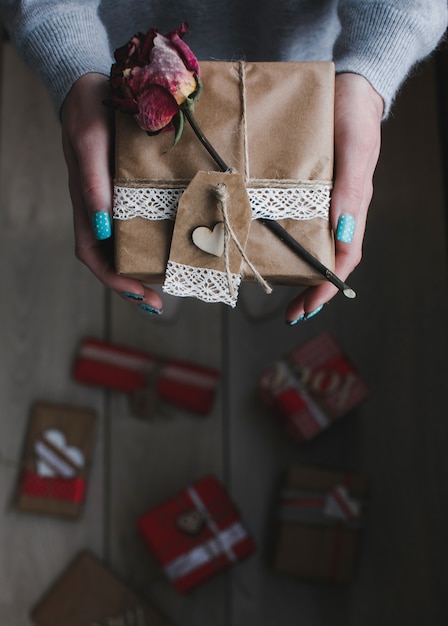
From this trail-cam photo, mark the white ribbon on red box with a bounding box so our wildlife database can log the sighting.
[268,360,330,434]
[164,486,248,582]
[79,342,218,389]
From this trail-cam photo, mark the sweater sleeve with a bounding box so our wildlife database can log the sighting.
[333,0,448,115]
[0,1,113,112]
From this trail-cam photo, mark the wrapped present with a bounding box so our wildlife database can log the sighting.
[137,475,256,593]
[31,550,173,626]
[113,60,335,307]
[259,332,369,443]
[73,337,220,416]
[16,402,97,519]
[272,465,367,583]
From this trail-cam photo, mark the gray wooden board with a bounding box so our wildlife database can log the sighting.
[0,44,106,624]
[108,296,227,626]
[1,37,448,626]
[347,59,448,626]
[226,60,448,625]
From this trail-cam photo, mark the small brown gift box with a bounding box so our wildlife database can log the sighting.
[272,465,367,583]
[31,550,173,626]
[16,402,97,519]
[113,61,335,304]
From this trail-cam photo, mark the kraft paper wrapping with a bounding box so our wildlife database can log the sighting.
[31,551,173,626]
[272,465,367,583]
[113,61,335,285]
[16,402,97,519]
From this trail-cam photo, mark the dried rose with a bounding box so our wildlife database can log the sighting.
[109,22,201,139]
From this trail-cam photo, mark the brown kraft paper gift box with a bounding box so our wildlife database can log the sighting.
[16,402,97,519]
[272,465,367,583]
[31,550,173,626]
[113,61,335,289]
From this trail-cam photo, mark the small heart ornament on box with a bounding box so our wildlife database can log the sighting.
[192,222,225,257]
[175,508,205,535]
[163,171,255,307]
[34,429,85,478]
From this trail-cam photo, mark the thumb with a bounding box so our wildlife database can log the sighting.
[76,124,113,241]
[62,73,114,241]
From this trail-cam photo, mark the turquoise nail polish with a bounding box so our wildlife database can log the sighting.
[92,211,112,240]
[304,304,323,320]
[138,303,162,316]
[122,291,144,301]
[336,214,355,244]
[288,314,305,326]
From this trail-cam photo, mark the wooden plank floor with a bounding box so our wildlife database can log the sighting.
[1,40,448,625]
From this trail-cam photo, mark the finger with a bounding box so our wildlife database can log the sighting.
[61,74,116,242]
[64,140,163,313]
[285,81,382,324]
[285,180,372,324]
[69,116,114,241]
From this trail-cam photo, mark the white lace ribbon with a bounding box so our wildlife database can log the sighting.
[163,260,242,307]
[113,182,331,222]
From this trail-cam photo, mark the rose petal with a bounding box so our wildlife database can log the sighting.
[167,23,200,76]
[138,29,157,65]
[109,94,138,115]
[109,23,200,125]
[134,84,179,132]
[130,38,197,104]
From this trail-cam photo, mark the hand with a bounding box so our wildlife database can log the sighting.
[61,73,163,315]
[285,72,384,324]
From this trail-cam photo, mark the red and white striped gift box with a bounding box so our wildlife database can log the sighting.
[259,332,369,443]
[73,337,220,415]
[137,475,256,593]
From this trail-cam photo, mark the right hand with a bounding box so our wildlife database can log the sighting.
[61,72,163,315]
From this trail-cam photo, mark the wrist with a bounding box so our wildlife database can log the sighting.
[335,72,384,122]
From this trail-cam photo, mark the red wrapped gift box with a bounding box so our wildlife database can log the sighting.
[137,475,256,593]
[73,337,220,415]
[259,332,369,443]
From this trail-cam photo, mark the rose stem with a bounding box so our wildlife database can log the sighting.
[183,107,231,172]
[259,218,356,299]
[183,107,356,299]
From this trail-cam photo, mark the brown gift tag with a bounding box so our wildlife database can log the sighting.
[272,465,367,583]
[113,61,335,290]
[16,402,97,519]
[31,551,173,626]
[163,171,258,306]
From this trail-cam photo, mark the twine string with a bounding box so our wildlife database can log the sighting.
[214,182,272,295]
[238,61,250,182]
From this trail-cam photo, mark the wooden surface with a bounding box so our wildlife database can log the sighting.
[1,41,448,625]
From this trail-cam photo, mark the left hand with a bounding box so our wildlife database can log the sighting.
[285,72,384,323]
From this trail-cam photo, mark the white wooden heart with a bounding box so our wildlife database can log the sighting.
[192,222,225,257]
[34,428,85,478]
[36,459,56,478]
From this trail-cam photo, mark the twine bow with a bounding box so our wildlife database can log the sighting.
[213,182,272,298]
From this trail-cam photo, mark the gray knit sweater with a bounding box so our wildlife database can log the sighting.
[1,1,446,115]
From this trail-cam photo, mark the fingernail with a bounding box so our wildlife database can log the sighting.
[138,303,162,316]
[122,291,145,302]
[304,304,324,320]
[336,214,355,244]
[92,211,112,240]
[287,314,305,326]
